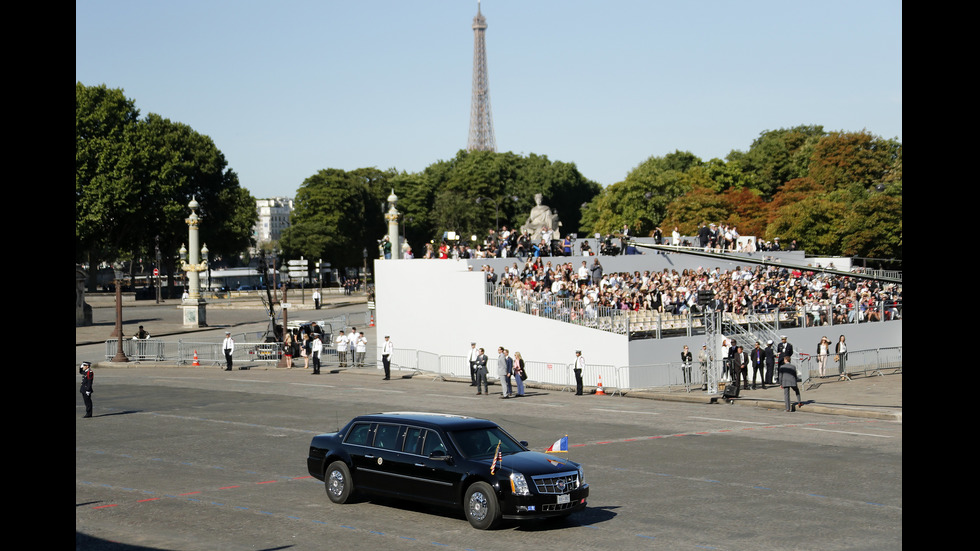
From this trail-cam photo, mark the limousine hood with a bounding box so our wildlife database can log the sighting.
[477,451,581,475]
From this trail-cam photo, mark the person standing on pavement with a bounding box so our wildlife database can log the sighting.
[764,340,776,385]
[348,328,358,367]
[504,349,515,397]
[475,347,489,395]
[698,344,709,391]
[738,345,750,390]
[777,335,794,368]
[751,341,767,389]
[312,288,321,310]
[301,333,311,369]
[468,342,479,387]
[817,336,830,377]
[680,345,693,385]
[381,336,393,380]
[311,333,323,374]
[79,361,94,418]
[496,347,510,398]
[283,330,294,368]
[355,332,367,368]
[835,334,848,379]
[573,350,585,395]
[513,351,526,397]
[778,361,803,412]
[335,330,348,369]
[223,332,235,371]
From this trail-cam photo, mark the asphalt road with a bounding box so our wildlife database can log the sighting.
[75,363,902,550]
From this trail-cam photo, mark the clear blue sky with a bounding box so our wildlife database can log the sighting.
[76,0,902,199]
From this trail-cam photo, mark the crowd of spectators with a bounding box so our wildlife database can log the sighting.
[482,257,902,328]
[407,221,807,261]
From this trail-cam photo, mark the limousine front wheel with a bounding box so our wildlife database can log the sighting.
[325,461,353,504]
[464,482,501,530]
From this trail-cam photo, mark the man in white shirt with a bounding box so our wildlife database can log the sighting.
[335,330,348,368]
[355,332,367,368]
[468,342,479,386]
[223,332,235,371]
[311,334,323,374]
[381,336,393,380]
[312,288,321,310]
[573,350,586,395]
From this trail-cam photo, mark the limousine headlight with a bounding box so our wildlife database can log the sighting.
[510,472,531,496]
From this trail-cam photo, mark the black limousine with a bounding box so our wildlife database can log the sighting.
[307,412,589,529]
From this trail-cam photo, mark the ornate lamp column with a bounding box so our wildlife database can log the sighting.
[385,190,401,260]
[179,197,209,327]
[109,261,129,362]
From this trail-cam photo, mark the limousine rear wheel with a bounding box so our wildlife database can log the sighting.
[325,461,353,504]
[464,482,501,530]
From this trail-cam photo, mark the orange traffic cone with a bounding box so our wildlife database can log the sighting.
[193,350,200,366]
[595,374,606,395]
[370,314,375,327]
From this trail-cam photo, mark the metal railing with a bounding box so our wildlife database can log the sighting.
[486,281,901,340]
[485,286,629,335]
[102,338,900,396]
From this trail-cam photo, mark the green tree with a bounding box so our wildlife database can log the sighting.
[76,83,256,289]
[76,82,142,263]
[410,150,600,242]
[280,168,382,268]
[133,114,255,276]
[729,125,825,198]
[807,130,902,193]
[583,150,700,236]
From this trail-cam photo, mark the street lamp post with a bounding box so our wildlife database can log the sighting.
[179,197,209,327]
[110,261,129,362]
[155,235,162,304]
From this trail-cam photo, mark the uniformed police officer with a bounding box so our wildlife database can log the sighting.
[79,361,94,418]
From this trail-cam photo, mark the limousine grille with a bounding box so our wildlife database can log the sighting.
[541,501,578,512]
[531,472,579,494]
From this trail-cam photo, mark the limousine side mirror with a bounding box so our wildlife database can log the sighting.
[429,449,453,464]
[519,441,529,449]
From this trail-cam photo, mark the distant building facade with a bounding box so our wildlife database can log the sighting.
[253,197,293,245]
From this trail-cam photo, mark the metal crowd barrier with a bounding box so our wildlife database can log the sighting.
[102,339,900,397]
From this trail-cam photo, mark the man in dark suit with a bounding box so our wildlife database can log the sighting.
[764,340,776,385]
[751,341,767,390]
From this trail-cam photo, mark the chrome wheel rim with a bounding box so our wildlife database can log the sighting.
[327,469,345,497]
[468,490,488,521]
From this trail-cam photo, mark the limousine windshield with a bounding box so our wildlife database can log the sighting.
[449,426,525,459]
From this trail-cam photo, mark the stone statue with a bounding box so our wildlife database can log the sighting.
[520,193,560,242]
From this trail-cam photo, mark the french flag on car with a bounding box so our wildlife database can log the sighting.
[546,435,568,453]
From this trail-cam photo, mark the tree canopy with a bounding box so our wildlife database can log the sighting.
[284,151,602,265]
[76,82,256,279]
[582,127,902,263]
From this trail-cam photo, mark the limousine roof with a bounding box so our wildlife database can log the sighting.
[352,412,496,430]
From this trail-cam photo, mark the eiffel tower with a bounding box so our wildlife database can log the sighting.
[467,1,496,152]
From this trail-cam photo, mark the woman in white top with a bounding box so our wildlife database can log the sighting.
[817,336,830,377]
